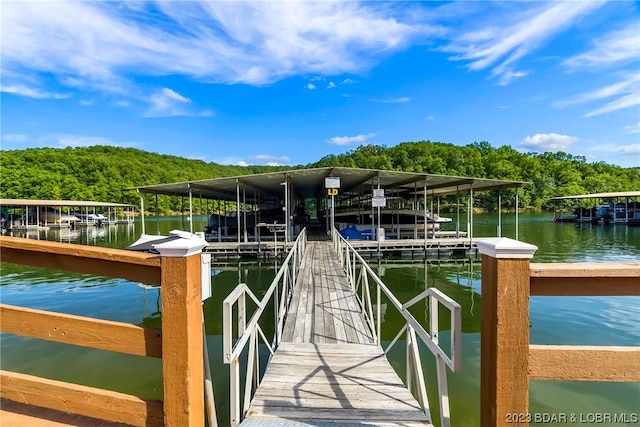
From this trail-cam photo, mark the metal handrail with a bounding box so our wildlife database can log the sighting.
[222,228,307,427]
[332,229,461,427]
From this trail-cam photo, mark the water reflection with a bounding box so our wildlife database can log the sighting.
[1,213,639,426]
[3,222,137,248]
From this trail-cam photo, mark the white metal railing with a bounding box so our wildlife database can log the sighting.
[332,229,462,427]
[222,228,307,427]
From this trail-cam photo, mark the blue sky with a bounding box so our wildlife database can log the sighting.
[1,1,639,168]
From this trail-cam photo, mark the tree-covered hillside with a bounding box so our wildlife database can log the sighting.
[310,141,639,210]
[1,142,637,213]
[0,146,294,210]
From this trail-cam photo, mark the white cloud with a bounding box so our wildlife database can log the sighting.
[583,93,639,118]
[497,70,528,86]
[555,74,640,117]
[3,134,27,142]
[563,22,640,70]
[213,156,245,165]
[589,143,640,159]
[250,154,291,165]
[0,84,70,99]
[162,88,190,103]
[441,1,604,84]
[1,1,428,99]
[327,133,376,146]
[341,78,356,85]
[306,84,316,90]
[519,133,578,152]
[327,82,337,89]
[2,133,27,142]
[371,97,410,103]
[624,122,640,134]
[144,87,213,118]
[38,134,141,148]
[424,115,435,121]
[618,144,640,156]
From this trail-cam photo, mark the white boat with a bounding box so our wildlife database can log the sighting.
[73,212,106,226]
[24,207,80,225]
[331,207,452,236]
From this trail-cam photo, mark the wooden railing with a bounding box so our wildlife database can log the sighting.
[0,235,208,426]
[476,238,640,427]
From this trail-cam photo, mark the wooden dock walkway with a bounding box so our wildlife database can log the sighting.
[243,241,432,426]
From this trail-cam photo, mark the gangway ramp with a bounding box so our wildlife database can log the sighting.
[245,241,430,425]
[224,230,461,427]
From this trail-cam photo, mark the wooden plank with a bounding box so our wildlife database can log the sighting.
[254,382,408,394]
[276,342,382,355]
[246,406,430,422]
[0,304,162,358]
[249,396,422,411]
[530,262,640,296]
[261,364,405,379]
[313,264,326,344]
[480,255,530,427]
[0,371,163,426]
[529,345,640,382]
[321,274,337,344]
[0,236,161,285]
[160,253,204,426]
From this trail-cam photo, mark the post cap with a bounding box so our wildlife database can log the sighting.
[153,230,208,257]
[476,237,538,259]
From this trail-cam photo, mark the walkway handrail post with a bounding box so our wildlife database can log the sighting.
[333,230,462,427]
[223,227,307,426]
[155,236,208,427]
[476,238,538,427]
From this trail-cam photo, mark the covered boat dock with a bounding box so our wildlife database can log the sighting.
[0,199,136,231]
[551,191,640,225]
[133,167,527,258]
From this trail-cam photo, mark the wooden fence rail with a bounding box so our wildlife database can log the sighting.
[0,234,207,426]
[477,238,640,427]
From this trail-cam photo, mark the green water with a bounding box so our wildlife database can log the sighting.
[1,213,639,426]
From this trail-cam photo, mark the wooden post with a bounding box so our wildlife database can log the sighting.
[476,238,537,427]
[155,236,208,427]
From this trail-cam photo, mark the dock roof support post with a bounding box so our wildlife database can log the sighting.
[138,190,145,235]
[476,238,537,427]
[189,185,194,233]
[469,183,474,243]
[498,190,502,238]
[243,186,248,243]
[155,236,208,427]
[456,186,460,239]
[515,188,519,241]
[283,177,289,244]
[236,179,241,244]
[431,188,435,239]
[423,181,427,247]
[414,182,418,240]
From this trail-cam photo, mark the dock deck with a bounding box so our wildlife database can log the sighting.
[243,241,432,426]
[204,233,475,260]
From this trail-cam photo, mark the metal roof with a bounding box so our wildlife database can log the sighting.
[0,199,134,207]
[132,167,527,202]
[550,191,640,201]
